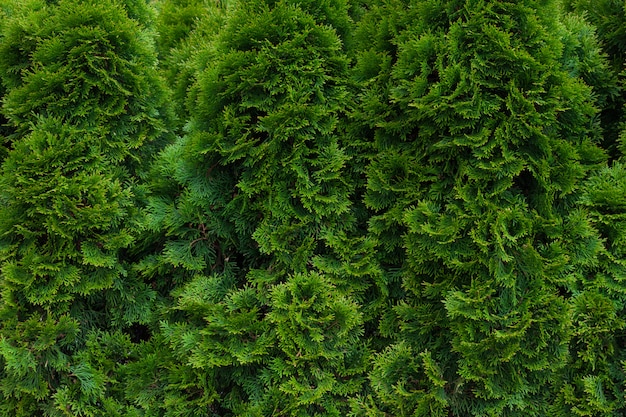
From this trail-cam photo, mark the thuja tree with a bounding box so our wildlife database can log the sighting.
[548,5,626,415]
[563,0,626,73]
[549,165,626,416]
[154,0,231,128]
[0,0,170,414]
[551,13,626,410]
[0,0,170,174]
[561,0,624,156]
[133,0,379,415]
[0,0,15,159]
[353,0,611,415]
[545,11,626,417]
[155,0,228,55]
[346,0,428,327]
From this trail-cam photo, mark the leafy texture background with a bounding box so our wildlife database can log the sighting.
[0,0,625,416]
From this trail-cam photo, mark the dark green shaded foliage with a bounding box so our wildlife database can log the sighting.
[558,14,620,113]
[0,0,170,414]
[558,17,626,412]
[0,0,170,175]
[563,0,626,73]
[0,0,625,415]
[155,0,211,54]
[0,0,19,159]
[346,1,427,326]
[153,0,230,128]
[139,0,378,414]
[353,0,612,415]
[560,1,624,157]
[551,163,626,416]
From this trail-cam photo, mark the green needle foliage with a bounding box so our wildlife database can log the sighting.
[562,0,624,157]
[0,0,625,415]
[154,0,231,129]
[0,0,16,159]
[554,162,626,416]
[136,0,379,414]
[353,0,614,415]
[0,0,170,414]
[563,0,626,73]
[0,0,169,174]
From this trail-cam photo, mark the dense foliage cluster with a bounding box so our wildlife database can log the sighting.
[0,0,625,416]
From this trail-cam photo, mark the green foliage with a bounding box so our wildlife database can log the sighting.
[550,163,626,416]
[1,0,625,415]
[0,0,18,158]
[155,0,211,54]
[0,0,170,414]
[145,0,358,278]
[0,0,169,173]
[370,343,449,417]
[153,0,230,127]
[563,0,626,73]
[353,0,615,415]
[152,270,366,416]
[0,119,134,306]
[138,0,377,414]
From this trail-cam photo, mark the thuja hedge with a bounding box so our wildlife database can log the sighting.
[0,0,171,414]
[0,0,625,416]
